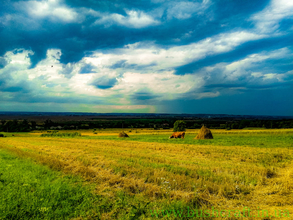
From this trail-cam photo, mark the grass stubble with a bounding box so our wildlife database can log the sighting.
[0,129,293,219]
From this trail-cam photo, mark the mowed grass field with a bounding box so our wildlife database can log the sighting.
[0,128,293,219]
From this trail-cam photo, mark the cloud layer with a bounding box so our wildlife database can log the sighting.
[0,0,292,115]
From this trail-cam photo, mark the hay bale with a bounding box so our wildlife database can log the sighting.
[118,131,129,138]
[0,134,4,137]
[194,125,213,139]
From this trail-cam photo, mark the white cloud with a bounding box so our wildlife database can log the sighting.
[93,105,156,113]
[83,31,264,75]
[51,7,78,22]
[50,30,266,101]
[197,91,220,99]
[28,49,63,81]
[197,47,292,92]
[0,47,204,105]
[0,49,34,93]
[251,0,293,34]
[94,10,160,28]
[166,0,211,20]
[5,49,33,67]
[114,71,203,99]
[19,0,80,23]
[263,73,285,81]
[225,47,291,80]
[1,36,290,107]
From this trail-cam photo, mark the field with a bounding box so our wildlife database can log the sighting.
[0,128,293,219]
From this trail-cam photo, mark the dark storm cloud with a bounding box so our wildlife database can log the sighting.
[132,92,159,101]
[0,13,133,67]
[109,60,157,72]
[0,57,7,69]
[0,64,30,93]
[1,0,293,115]
[1,91,106,105]
[110,60,127,69]
[2,86,27,92]
[59,64,74,79]
[129,90,160,105]
[0,78,6,87]
[0,0,271,68]
[203,82,289,90]
[0,0,161,66]
[91,76,117,89]
[79,63,96,74]
[210,0,270,25]
[249,56,293,74]
[174,35,293,75]
[147,0,270,47]
[158,84,293,116]
[64,0,156,14]
[0,78,31,93]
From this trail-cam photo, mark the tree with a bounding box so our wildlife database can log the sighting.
[31,121,37,129]
[239,120,249,129]
[173,120,186,132]
[231,123,238,129]
[4,120,19,132]
[193,123,201,128]
[20,119,30,132]
[44,119,54,129]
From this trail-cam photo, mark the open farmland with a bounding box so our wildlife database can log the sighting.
[0,129,293,219]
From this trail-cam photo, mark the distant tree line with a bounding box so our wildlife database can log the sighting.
[0,119,32,132]
[0,118,293,132]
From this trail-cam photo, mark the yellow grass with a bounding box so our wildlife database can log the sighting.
[29,128,293,136]
[1,129,293,219]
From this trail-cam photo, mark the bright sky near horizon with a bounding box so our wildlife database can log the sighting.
[0,0,292,115]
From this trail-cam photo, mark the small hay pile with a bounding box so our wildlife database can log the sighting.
[194,125,213,139]
[118,131,129,138]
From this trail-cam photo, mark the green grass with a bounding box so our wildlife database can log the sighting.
[1,130,293,219]
[0,149,157,220]
[0,132,33,137]
[0,148,204,220]
[82,133,293,149]
[242,127,266,130]
[0,149,103,219]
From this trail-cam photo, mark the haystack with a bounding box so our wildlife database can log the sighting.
[118,131,129,138]
[194,125,213,139]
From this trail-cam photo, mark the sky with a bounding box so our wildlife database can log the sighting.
[0,0,293,115]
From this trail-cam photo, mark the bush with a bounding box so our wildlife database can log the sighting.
[0,134,4,137]
[173,120,186,132]
[40,132,81,137]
